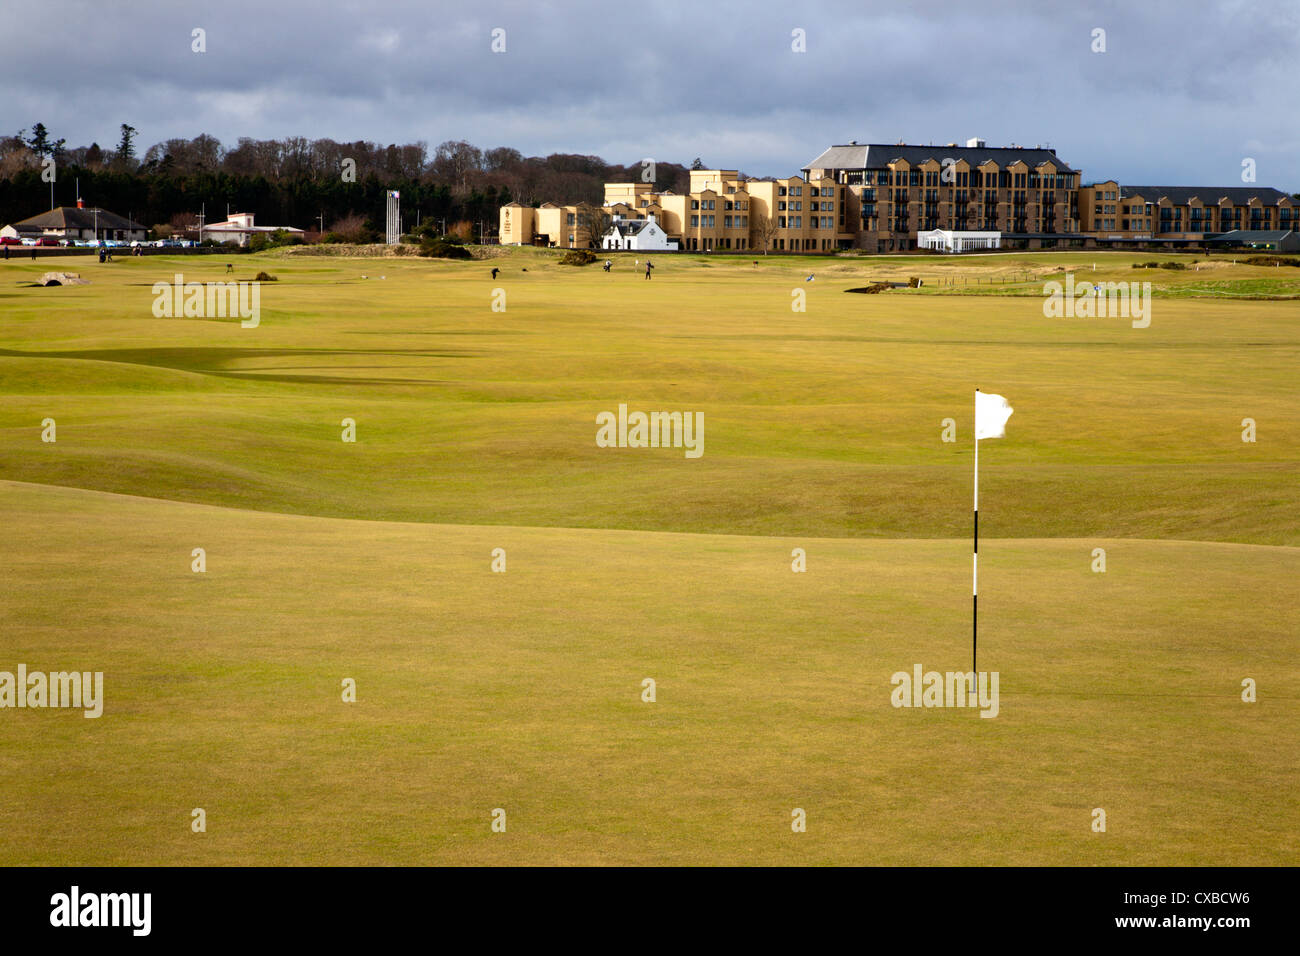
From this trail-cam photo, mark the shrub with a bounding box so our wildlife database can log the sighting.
[418,238,473,259]
[907,275,921,287]
[559,249,598,266]
[409,221,466,245]
[1157,261,1186,270]
[253,271,277,282]
[249,229,300,253]
[1243,255,1300,267]
[327,214,380,245]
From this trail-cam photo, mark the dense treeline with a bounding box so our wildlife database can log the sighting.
[0,124,694,239]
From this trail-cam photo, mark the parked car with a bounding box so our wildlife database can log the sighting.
[0,236,22,246]
[20,237,37,246]
[34,237,60,246]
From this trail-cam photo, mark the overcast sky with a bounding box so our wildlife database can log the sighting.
[3,0,1297,188]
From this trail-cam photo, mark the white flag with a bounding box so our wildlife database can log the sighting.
[975,392,1013,440]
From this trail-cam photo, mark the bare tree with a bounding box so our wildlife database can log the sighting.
[169,211,198,237]
[0,133,36,177]
[433,140,483,190]
[280,136,312,178]
[328,213,370,242]
[576,205,612,249]
[750,210,779,254]
[143,134,223,175]
[484,146,523,171]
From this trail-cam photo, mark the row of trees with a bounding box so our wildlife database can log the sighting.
[0,124,696,240]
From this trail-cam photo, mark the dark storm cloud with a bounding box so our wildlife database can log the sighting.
[1,0,1296,186]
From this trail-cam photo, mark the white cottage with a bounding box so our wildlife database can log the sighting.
[203,212,305,246]
[601,213,678,251]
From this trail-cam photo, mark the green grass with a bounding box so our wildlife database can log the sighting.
[1,248,1296,865]
[1,249,1296,544]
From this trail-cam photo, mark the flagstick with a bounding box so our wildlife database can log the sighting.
[973,388,979,674]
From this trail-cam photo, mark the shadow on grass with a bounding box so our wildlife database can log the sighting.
[0,346,480,387]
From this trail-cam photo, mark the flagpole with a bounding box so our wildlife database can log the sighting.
[973,388,979,673]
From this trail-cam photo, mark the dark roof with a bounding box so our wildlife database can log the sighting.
[804,143,1075,174]
[1121,186,1291,205]
[12,206,146,231]
[610,218,656,237]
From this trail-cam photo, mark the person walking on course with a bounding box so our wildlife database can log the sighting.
[491,267,499,280]
[644,260,653,280]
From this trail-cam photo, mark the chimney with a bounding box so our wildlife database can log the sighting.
[77,198,84,209]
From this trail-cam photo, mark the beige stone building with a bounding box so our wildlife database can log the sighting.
[500,139,1297,253]
[803,139,1084,251]
[1078,181,1296,247]
[500,167,844,253]
[498,201,607,249]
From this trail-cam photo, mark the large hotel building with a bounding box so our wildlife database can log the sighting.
[500,137,1297,253]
